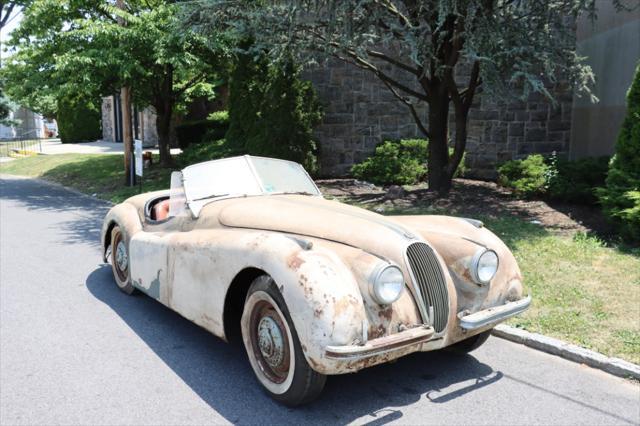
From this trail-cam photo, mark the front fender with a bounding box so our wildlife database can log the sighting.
[389,215,525,312]
[241,234,369,374]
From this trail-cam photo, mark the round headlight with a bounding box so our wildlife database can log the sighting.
[471,249,499,284]
[370,264,405,305]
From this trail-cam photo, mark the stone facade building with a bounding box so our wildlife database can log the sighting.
[304,61,573,179]
[101,1,638,179]
[101,96,158,148]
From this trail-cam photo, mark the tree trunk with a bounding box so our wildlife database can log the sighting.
[427,84,452,195]
[155,70,174,167]
[156,105,173,167]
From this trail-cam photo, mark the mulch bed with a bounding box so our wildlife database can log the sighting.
[316,178,615,238]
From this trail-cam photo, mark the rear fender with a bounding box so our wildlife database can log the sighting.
[100,202,143,262]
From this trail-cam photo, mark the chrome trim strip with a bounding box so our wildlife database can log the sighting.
[459,295,532,330]
[325,326,434,359]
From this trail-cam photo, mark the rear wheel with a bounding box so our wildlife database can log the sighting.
[241,275,326,406]
[110,225,135,295]
[447,330,492,354]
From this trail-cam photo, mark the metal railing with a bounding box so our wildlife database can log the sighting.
[0,137,45,157]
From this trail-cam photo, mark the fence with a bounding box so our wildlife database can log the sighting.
[0,138,44,157]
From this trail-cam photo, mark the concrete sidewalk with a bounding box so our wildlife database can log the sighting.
[39,139,181,156]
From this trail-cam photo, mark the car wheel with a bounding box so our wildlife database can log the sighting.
[447,330,492,354]
[110,225,135,295]
[241,275,326,406]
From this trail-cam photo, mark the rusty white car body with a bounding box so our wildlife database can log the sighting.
[101,155,531,405]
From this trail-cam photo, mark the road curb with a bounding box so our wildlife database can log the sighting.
[492,324,640,380]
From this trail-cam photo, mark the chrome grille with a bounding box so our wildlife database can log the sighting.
[406,242,449,332]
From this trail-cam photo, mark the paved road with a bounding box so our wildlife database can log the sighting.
[1,175,639,426]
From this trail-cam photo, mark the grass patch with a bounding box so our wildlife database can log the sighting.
[381,207,640,363]
[0,154,173,203]
[3,154,639,364]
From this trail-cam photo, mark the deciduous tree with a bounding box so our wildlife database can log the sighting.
[188,0,607,193]
[3,0,230,165]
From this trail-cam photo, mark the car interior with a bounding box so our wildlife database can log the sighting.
[145,196,171,222]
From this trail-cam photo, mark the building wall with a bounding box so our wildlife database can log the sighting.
[570,1,640,158]
[305,59,573,179]
[101,96,159,147]
[0,107,45,140]
[101,97,115,142]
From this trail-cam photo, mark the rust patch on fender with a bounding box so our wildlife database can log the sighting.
[379,307,393,322]
[368,324,386,339]
[287,252,305,271]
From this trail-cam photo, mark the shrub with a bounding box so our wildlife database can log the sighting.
[56,97,101,143]
[352,139,427,185]
[175,111,229,150]
[498,154,549,197]
[178,138,239,168]
[547,154,610,204]
[351,138,466,186]
[598,63,640,242]
[226,49,322,173]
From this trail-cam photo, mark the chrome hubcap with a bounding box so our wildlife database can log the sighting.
[257,316,285,369]
[115,241,128,271]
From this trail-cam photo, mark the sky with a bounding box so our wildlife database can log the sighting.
[1,6,23,62]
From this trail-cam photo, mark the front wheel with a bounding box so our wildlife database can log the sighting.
[447,330,492,354]
[241,275,326,406]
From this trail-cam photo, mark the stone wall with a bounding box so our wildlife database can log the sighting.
[305,59,573,179]
[303,59,427,177]
[101,97,114,142]
[101,95,160,147]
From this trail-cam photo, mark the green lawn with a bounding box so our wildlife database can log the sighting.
[0,153,173,203]
[2,153,639,364]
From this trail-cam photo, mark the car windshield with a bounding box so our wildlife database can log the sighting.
[181,155,321,216]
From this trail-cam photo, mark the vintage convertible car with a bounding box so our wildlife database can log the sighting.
[101,155,531,406]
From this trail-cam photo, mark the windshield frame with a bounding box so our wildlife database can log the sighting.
[181,155,322,217]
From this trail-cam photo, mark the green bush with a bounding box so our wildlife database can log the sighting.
[56,97,101,143]
[547,154,610,204]
[498,154,549,197]
[352,139,427,185]
[351,138,466,186]
[598,63,640,242]
[226,48,322,173]
[175,111,229,150]
[178,138,239,168]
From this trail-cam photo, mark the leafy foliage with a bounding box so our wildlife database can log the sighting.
[2,0,231,165]
[56,97,102,143]
[175,111,229,150]
[352,139,427,185]
[177,139,239,168]
[351,139,465,186]
[498,155,549,198]
[185,0,600,193]
[499,153,612,205]
[598,63,640,243]
[226,51,323,173]
[547,154,610,204]
[0,90,17,126]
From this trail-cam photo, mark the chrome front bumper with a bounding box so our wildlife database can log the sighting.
[459,295,532,330]
[325,325,434,359]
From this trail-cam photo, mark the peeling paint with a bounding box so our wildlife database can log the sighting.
[102,187,527,378]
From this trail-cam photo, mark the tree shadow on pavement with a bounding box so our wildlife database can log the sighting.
[86,265,502,425]
[0,176,111,248]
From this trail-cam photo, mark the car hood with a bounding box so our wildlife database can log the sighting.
[216,195,418,259]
